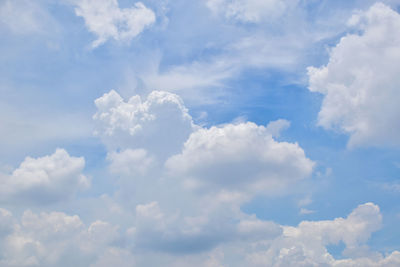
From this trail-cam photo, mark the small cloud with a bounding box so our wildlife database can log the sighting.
[299,208,316,215]
[74,0,156,48]
[379,182,400,193]
[298,195,312,207]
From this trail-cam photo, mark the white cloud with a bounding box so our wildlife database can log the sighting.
[0,149,89,204]
[74,0,156,47]
[93,90,195,159]
[166,121,314,199]
[247,203,400,266]
[206,0,299,23]
[1,203,399,266]
[299,208,315,215]
[107,148,155,177]
[90,90,400,265]
[0,209,124,267]
[308,3,400,148]
[265,119,291,138]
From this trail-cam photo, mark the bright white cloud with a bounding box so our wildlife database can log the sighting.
[247,203,400,266]
[206,0,299,23]
[166,121,314,199]
[74,0,155,47]
[0,149,89,204]
[93,90,195,159]
[308,3,400,148]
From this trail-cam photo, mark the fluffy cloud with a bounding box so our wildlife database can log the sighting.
[94,91,313,255]
[206,0,299,23]
[0,149,89,204]
[94,90,195,159]
[0,209,124,267]
[166,121,314,199]
[1,203,399,266]
[308,3,400,148]
[247,203,400,266]
[74,0,155,47]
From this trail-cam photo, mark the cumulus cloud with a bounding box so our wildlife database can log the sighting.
[0,149,89,204]
[308,3,400,148]
[94,90,195,159]
[93,91,313,255]
[166,121,314,199]
[1,203,399,266]
[89,90,400,265]
[206,0,299,23]
[0,209,124,267]
[246,203,400,266]
[74,0,156,47]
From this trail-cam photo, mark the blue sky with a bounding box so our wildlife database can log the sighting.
[1,0,400,266]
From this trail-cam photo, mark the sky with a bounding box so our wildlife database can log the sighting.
[1,0,400,266]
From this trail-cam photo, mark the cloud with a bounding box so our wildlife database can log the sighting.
[107,148,155,177]
[1,202,399,266]
[132,201,282,254]
[265,119,291,138]
[299,208,315,215]
[0,0,55,35]
[308,3,400,148]
[246,202,400,266]
[0,209,124,267]
[90,248,136,267]
[206,0,299,23]
[166,121,314,200]
[0,208,13,239]
[93,91,312,255]
[0,149,89,204]
[93,90,195,159]
[74,0,156,47]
